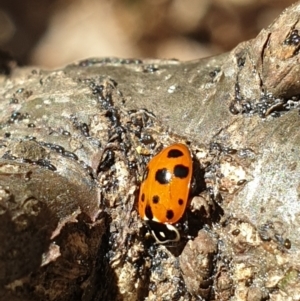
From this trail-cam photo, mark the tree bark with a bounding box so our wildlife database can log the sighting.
[1,2,300,301]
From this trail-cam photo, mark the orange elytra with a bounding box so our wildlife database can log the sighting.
[138,143,193,243]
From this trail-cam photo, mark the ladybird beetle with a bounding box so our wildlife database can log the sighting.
[138,143,193,243]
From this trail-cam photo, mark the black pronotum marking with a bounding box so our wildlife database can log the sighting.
[152,195,159,204]
[167,149,184,158]
[145,205,153,220]
[147,220,179,243]
[141,193,145,202]
[178,199,184,205]
[155,168,172,184]
[173,164,189,178]
[166,210,174,220]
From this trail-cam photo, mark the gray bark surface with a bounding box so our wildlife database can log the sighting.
[1,2,300,300]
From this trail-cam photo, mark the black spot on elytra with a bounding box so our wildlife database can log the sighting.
[155,168,171,184]
[145,205,153,220]
[178,199,184,205]
[152,195,159,204]
[167,149,183,158]
[174,164,189,179]
[141,193,145,202]
[166,210,174,220]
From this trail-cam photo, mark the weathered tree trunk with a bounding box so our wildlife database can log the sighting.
[1,2,300,301]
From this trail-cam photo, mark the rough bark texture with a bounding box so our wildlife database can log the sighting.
[1,2,300,301]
